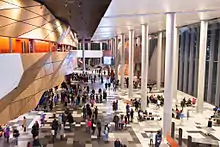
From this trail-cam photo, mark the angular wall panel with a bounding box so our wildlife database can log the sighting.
[0,52,77,123]
[19,28,51,40]
[26,5,49,16]
[0,22,36,37]
[0,1,19,10]
[4,0,40,7]
[23,16,48,27]
[0,8,38,21]
[0,16,16,27]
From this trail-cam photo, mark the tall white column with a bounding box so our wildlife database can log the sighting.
[215,30,220,106]
[111,39,115,60]
[173,27,179,104]
[197,21,208,113]
[162,12,176,143]
[82,39,86,72]
[121,34,125,89]
[141,24,149,111]
[128,30,134,98]
[9,37,12,53]
[115,36,119,81]
[88,42,91,66]
[100,42,103,65]
[157,32,162,90]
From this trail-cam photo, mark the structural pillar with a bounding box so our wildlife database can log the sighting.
[9,37,12,53]
[197,20,208,113]
[162,12,176,144]
[88,42,91,66]
[82,38,86,72]
[115,36,119,81]
[100,42,103,65]
[128,30,134,98]
[157,32,162,90]
[120,34,125,89]
[215,30,220,106]
[141,24,149,111]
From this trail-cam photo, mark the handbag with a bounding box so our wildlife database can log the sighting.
[51,130,55,135]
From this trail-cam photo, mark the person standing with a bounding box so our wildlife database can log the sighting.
[113,114,119,130]
[4,125,10,143]
[60,124,64,140]
[91,118,96,135]
[13,128,20,146]
[94,106,98,121]
[114,138,122,147]
[68,113,74,131]
[51,119,59,143]
[103,124,109,143]
[149,132,154,145]
[97,120,102,138]
[22,116,27,132]
[207,118,213,136]
[130,108,134,122]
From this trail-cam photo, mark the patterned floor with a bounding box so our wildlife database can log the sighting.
[1,77,220,147]
[0,82,143,147]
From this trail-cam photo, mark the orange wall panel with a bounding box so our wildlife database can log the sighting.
[12,38,29,53]
[35,40,50,52]
[0,37,9,53]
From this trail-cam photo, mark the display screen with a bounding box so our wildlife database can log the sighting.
[103,56,113,65]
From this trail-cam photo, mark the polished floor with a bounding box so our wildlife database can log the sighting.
[0,77,220,147]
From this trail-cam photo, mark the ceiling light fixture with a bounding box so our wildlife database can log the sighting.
[65,0,81,8]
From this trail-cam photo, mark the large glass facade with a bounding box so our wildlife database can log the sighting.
[178,22,220,106]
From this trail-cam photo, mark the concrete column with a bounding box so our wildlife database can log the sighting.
[111,39,115,61]
[88,42,91,66]
[215,30,220,106]
[100,42,103,65]
[141,24,149,111]
[82,38,86,72]
[115,36,119,81]
[121,34,125,89]
[157,32,162,90]
[188,29,195,94]
[173,27,179,104]
[207,27,216,103]
[128,30,134,98]
[183,31,190,92]
[9,37,12,53]
[162,12,176,143]
[197,20,208,113]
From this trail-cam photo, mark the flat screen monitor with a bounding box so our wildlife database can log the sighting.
[103,56,113,65]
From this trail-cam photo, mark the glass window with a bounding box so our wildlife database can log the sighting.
[204,61,209,101]
[211,62,217,104]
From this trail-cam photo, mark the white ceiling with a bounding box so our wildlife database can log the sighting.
[92,0,220,41]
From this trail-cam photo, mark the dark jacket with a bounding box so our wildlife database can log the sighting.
[13,129,20,138]
[52,119,59,130]
[114,140,121,147]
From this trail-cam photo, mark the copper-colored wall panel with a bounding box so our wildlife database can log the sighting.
[26,5,49,16]
[0,52,74,124]
[0,16,16,27]
[23,17,48,28]
[0,22,36,37]
[0,8,38,21]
